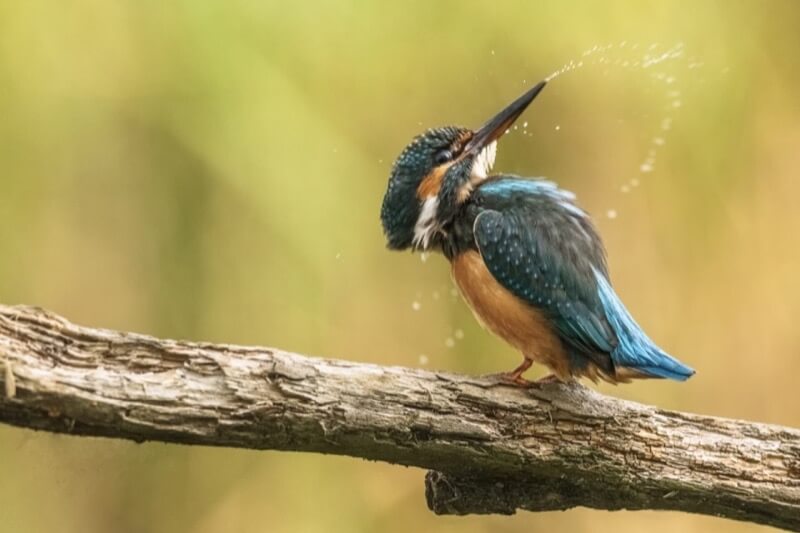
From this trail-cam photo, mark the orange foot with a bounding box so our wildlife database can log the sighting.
[483,371,567,388]
[484,358,534,387]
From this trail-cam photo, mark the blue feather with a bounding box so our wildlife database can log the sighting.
[480,178,585,216]
[592,267,695,381]
[480,178,559,195]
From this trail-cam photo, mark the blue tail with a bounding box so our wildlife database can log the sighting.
[593,269,695,381]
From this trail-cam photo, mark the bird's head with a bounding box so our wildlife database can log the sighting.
[380,81,547,251]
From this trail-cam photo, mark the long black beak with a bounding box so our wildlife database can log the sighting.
[463,80,547,155]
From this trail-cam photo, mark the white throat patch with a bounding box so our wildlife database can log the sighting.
[412,195,439,250]
[458,141,498,203]
[471,140,497,181]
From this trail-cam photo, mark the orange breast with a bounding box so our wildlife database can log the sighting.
[451,250,571,379]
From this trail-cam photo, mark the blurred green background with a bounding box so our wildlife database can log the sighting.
[1,0,799,532]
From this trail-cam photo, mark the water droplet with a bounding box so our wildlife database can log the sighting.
[630,178,640,187]
[621,185,630,193]
[418,354,429,365]
[420,252,429,263]
[445,337,455,348]
[653,137,665,146]
[522,121,528,128]
[606,209,618,219]
[491,49,495,56]
[640,163,654,173]
[335,252,342,260]
[411,301,421,311]
[555,125,561,131]
[454,329,464,340]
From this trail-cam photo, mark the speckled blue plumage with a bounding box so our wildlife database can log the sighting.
[464,176,695,381]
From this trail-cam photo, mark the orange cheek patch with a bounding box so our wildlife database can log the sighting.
[416,162,454,199]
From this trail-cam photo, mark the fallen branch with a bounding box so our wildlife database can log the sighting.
[0,304,798,530]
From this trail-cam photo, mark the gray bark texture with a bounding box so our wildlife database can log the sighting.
[0,304,798,530]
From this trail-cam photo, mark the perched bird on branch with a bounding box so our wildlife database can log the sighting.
[380,80,695,385]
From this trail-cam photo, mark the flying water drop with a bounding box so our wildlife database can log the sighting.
[539,40,693,221]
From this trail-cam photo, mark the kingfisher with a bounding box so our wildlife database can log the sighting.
[380,80,695,385]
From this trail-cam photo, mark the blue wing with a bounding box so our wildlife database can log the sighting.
[471,177,695,381]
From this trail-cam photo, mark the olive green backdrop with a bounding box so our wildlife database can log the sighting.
[1,1,798,532]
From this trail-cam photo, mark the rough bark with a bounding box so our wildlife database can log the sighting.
[0,304,798,530]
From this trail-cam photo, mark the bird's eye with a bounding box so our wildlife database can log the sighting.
[434,149,452,165]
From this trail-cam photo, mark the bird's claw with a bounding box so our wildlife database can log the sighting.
[482,371,536,388]
[482,372,562,388]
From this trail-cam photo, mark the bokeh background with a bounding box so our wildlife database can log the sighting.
[1,1,799,532]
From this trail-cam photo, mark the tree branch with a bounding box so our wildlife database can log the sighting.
[0,304,798,530]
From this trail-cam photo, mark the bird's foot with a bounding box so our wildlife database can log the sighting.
[483,372,563,388]
[483,358,536,388]
[483,371,535,388]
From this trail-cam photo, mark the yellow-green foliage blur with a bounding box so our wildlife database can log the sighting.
[1,1,798,532]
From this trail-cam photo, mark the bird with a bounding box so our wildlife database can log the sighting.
[379,80,695,385]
